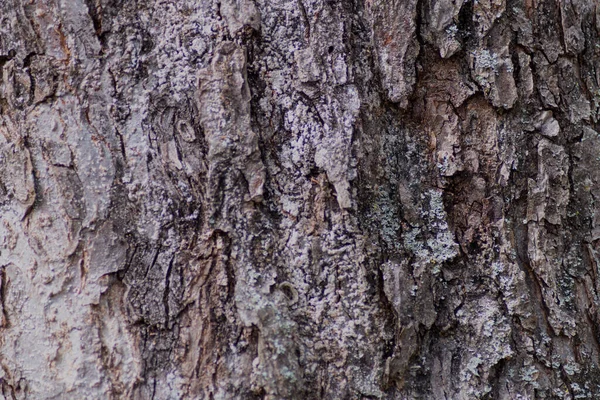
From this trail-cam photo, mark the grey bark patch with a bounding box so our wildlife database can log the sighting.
[220,0,261,36]
[197,41,266,208]
[369,0,419,107]
[2,0,600,398]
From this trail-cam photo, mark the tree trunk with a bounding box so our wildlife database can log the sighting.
[1,0,599,398]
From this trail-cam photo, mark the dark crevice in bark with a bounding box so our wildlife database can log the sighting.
[163,254,174,329]
[150,377,157,400]
[0,49,16,66]
[0,363,17,400]
[84,0,102,36]
[20,137,40,221]
[0,267,9,329]
[296,0,310,41]
[457,0,474,46]
[485,355,506,400]
[114,126,127,160]
[145,245,161,279]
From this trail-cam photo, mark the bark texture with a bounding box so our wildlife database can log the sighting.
[1,0,600,399]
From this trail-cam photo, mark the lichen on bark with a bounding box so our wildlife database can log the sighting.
[1,0,600,399]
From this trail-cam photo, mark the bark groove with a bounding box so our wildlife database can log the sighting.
[1,0,600,399]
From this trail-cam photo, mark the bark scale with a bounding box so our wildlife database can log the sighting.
[0,0,599,399]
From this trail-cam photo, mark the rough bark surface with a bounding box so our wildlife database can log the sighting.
[1,0,600,399]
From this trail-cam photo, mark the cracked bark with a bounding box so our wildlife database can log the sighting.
[1,0,600,399]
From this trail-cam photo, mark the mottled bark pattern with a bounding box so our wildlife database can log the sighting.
[1,0,600,399]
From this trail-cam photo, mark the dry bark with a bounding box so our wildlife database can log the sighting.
[1,0,600,398]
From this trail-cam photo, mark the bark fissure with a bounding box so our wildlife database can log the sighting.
[1,0,600,398]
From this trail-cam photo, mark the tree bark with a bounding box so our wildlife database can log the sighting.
[1,0,600,398]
